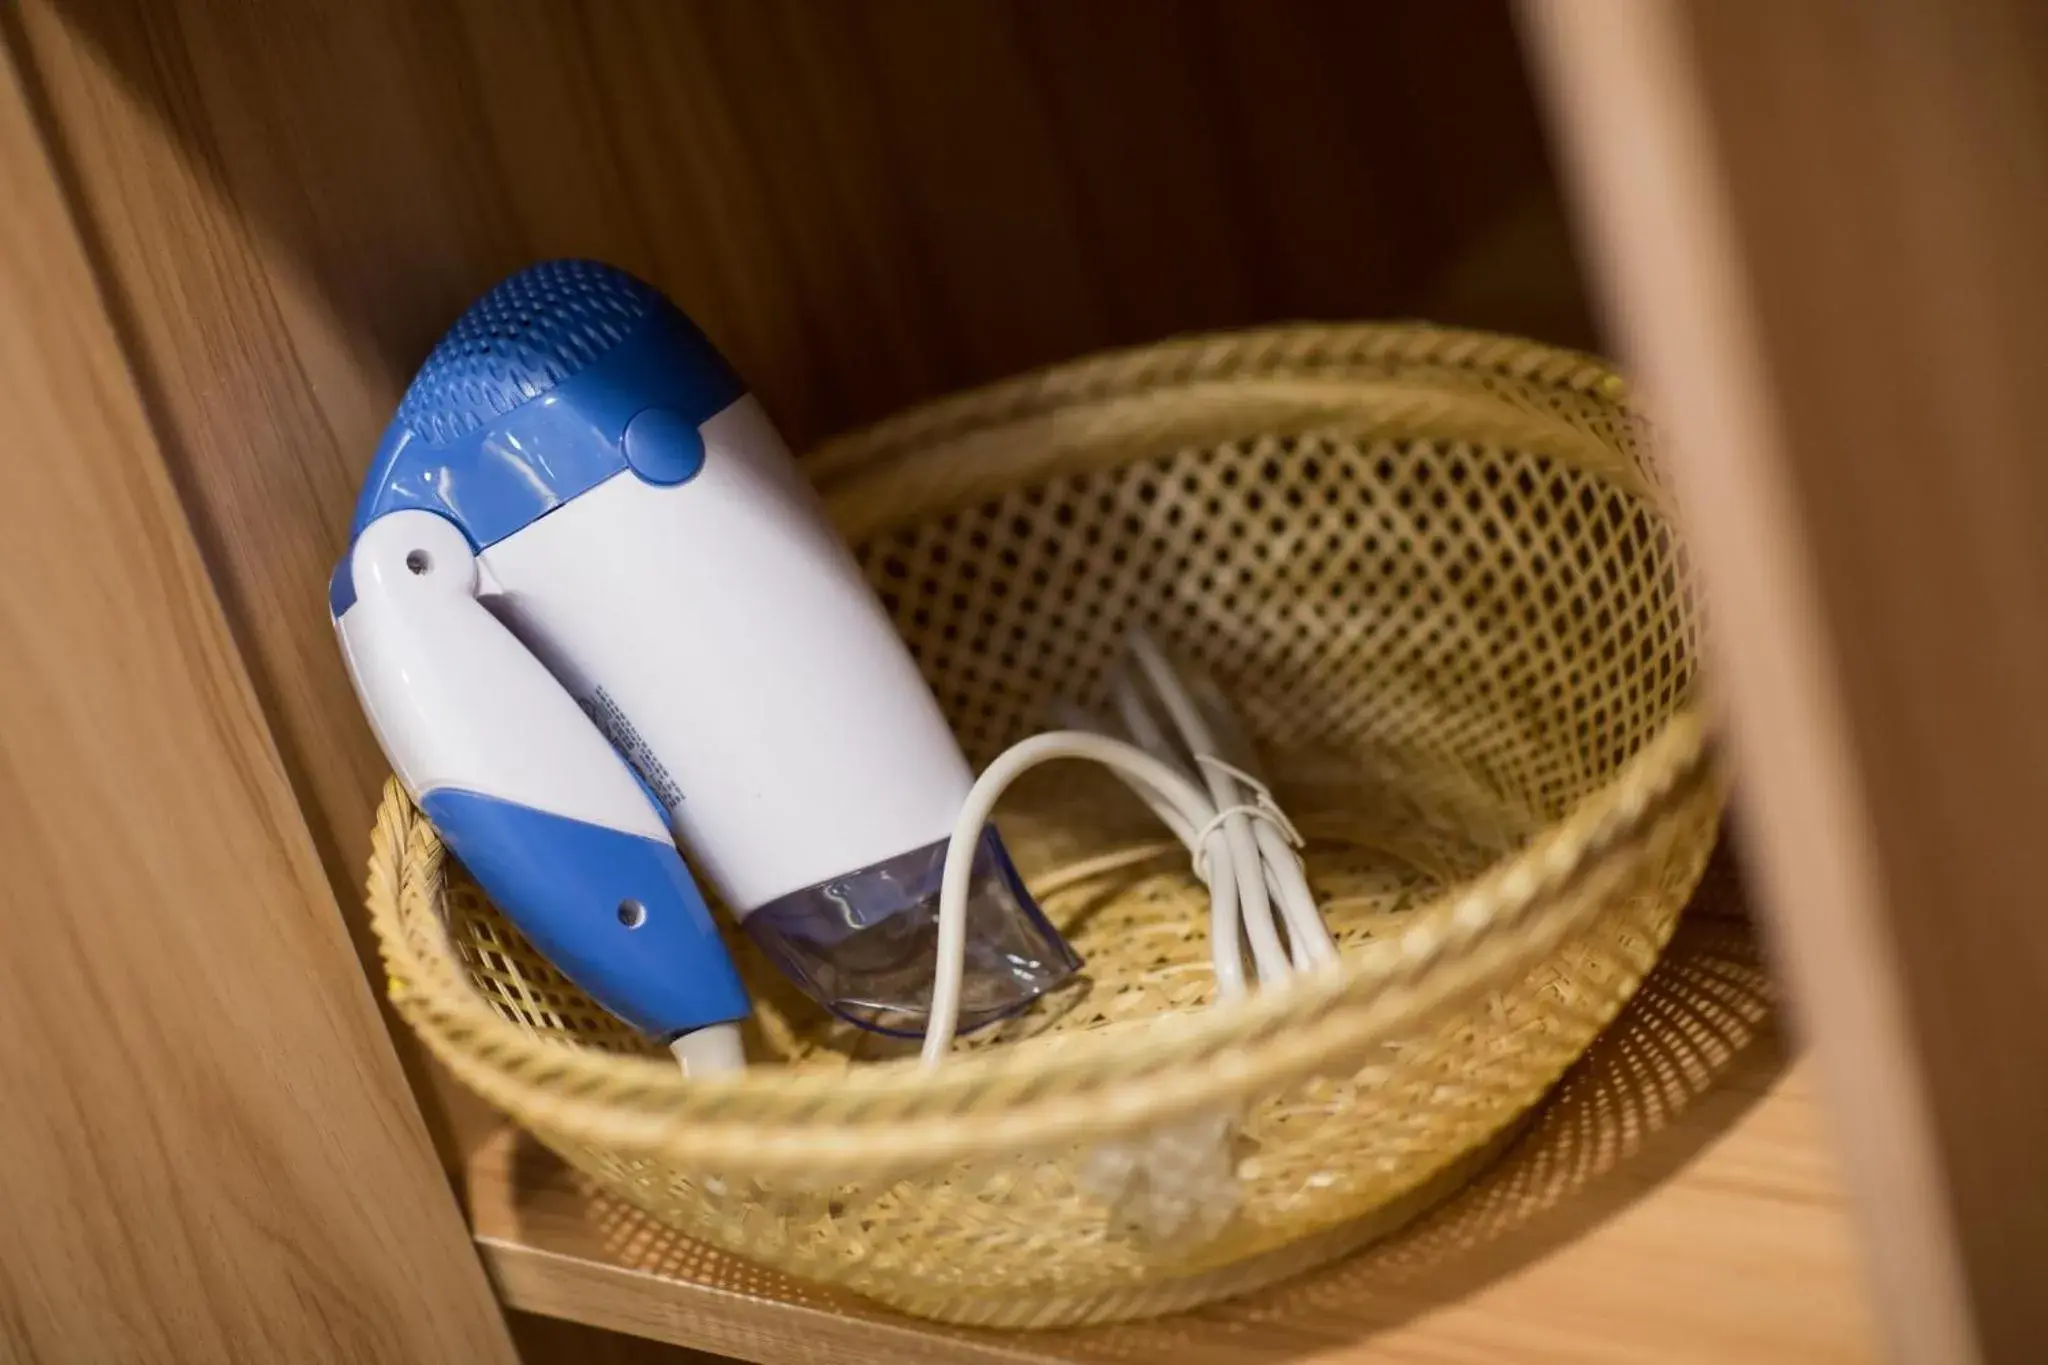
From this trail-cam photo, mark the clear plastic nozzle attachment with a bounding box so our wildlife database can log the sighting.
[741,826,1080,1036]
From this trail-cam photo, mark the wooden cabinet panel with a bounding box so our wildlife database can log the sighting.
[1524,0,2048,1358]
[0,28,513,1365]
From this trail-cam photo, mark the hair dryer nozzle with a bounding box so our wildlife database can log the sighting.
[741,827,1080,1036]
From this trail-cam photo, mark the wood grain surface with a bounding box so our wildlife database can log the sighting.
[1523,1,2048,1359]
[8,0,1589,1167]
[0,30,515,1365]
[469,911,1878,1365]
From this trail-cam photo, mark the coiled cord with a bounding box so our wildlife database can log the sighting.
[923,632,1337,1068]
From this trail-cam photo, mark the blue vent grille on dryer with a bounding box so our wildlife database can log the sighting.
[395,260,667,447]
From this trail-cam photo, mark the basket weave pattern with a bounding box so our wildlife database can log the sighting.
[366,325,1720,1328]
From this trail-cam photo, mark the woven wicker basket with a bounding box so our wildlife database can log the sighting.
[366,324,1721,1329]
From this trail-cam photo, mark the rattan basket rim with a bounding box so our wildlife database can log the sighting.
[365,324,1710,1172]
[804,322,1636,485]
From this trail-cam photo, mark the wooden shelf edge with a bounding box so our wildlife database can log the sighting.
[477,1233,1028,1365]
[467,914,1881,1365]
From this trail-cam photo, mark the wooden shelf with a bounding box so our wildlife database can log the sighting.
[465,872,1880,1364]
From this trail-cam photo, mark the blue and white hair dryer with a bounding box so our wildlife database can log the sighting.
[330,260,1078,1071]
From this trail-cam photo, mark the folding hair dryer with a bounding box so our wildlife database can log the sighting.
[330,260,1078,1068]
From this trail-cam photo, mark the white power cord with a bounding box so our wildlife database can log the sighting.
[921,632,1337,1068]
[670,1021,747,1076]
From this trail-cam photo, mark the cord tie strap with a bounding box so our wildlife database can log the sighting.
[1189,757,1305,881]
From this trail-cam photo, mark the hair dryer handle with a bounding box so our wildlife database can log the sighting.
[333,509,748,1040]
